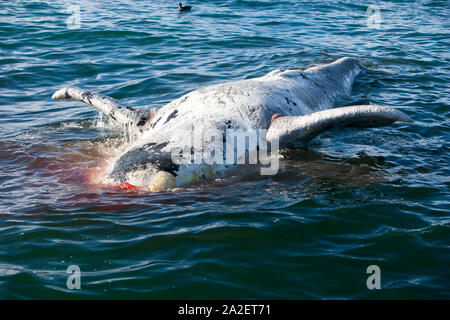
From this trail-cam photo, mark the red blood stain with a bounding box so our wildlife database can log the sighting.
[115,182,140,191]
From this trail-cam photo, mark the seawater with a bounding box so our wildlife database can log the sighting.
[0,0,448,298]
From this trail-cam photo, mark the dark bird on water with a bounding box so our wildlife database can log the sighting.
[178,3,192,12]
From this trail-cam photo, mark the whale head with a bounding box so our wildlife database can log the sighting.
[107,142,178,191]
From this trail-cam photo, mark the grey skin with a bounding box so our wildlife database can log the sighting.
[52,57,413,191]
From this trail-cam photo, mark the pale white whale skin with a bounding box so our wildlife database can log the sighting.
[52,57,413,190]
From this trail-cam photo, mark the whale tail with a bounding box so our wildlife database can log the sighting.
[267,105,413,148]
[304,57,366,100]
[52,87,157,127]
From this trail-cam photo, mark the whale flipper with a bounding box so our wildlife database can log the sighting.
[267,105,413,148]
[52,87,157,127]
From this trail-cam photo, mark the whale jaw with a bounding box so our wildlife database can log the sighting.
[148,171,177,191]
[106,142,179,190]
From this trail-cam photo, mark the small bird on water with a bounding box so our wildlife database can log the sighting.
[178,3,192,12]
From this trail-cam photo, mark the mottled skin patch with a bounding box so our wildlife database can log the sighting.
[136,117,148,127]
[164,109,178,124]
[150,116,162,129]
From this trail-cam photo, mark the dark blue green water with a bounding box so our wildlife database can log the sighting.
[0,0,449,299]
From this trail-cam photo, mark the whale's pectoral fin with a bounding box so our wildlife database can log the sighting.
[267,105,413,148]
[52,87,157,127]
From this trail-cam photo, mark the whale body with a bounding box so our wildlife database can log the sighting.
[52,57,413,191]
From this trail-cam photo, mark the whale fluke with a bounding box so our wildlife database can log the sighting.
[52,87,157,127]
[267,105,413,148]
